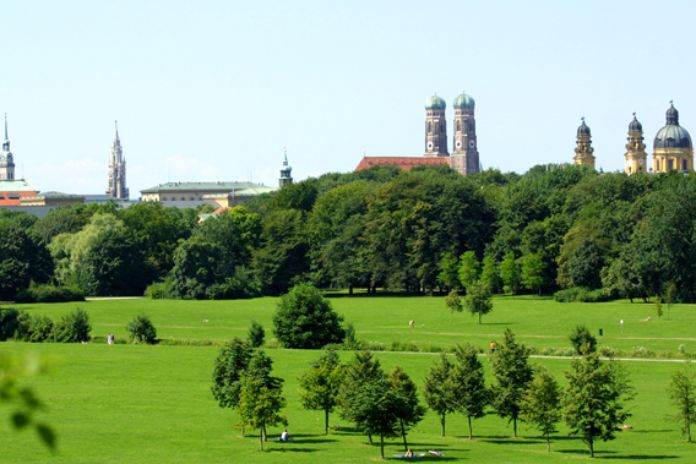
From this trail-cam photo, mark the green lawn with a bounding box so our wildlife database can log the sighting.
[2,296,696,463]
[14,295,696,355]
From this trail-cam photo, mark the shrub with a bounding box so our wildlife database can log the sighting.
[53,308,91,343]
[15,283,84,303]
[554,287,614,303]
[127,314,158,344]
[247,321,265,348]
[144,281,170,299]
[273,283,344,349]
[0,307,21,341]
[569,325,597,355]
[15,313,54,343]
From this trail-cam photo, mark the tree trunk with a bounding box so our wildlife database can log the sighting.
[325,408,330,435]
[478,312,482,324]
[259,432,264,451]
[400,418,408,450]
[546,433,551,452]
[440,414,446,436]
[467,415,473,440]
[513,416,517,438]
[261,424,267,442]
[349,285,353,295]
[380,432,385,459]
[241,421,246,436]
[368,432,373,445]
[588,437,594,457]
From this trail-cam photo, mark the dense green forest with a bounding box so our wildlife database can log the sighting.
[2,163,695,302]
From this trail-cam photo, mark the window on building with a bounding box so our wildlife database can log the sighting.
[668,159,674,171]
[683,159,688,172]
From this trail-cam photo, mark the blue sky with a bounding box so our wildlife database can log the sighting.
[2,0,694,196]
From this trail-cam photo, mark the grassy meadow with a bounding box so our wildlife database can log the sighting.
[2,295,696,463]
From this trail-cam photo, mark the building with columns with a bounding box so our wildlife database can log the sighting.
[106,121,129,199]
[652,102,693,173]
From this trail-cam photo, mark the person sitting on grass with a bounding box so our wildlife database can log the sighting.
[404,448,414,458]
[279,429,289,442]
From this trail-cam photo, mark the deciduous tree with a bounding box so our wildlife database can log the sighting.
[451,344,488,439]
[563,353,632,457]
[490,329,533,437]
[299,350,344,434]
[423,354,456,436]
[521,367,561,451]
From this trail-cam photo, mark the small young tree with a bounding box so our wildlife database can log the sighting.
[569,325,597,355]
[248,321,265,348]
[669,367,696,442]
[339,351,384,444]
[480,253,501,293]
[127,314,157,344]
[352,375,399,459]
[519,252,544,295]
[463,280,493,324]
[237,350,286,450]
[445,289,463,314]
[458,251,481,291]
[521,367,561,451]
[423,354,457,436]
[388,366,425,450]
[451,344,488,439]
[273,283,344,349]
[299,350,344,434]
[655,297,664,320]
[664,281,677,319]
[499,251,521,294]
[53,308,91,343]
[211,338,253,432]
[490,328,533,437]
[437,252,460,290]
[563,353,632,457]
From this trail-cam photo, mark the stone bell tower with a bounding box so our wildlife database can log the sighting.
[573,117,595,168]
[451,91,479,175]
[624,113,647,174]
[424,94,448,157]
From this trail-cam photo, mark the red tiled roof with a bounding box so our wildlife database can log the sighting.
[355,156,449,172]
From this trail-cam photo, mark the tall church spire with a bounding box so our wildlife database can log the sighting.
[106,120,129,199]
[279,148,293,187]
[573,117,595,169]
[0,113,15,180]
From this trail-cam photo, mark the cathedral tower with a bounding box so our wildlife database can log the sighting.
[279,150,293,187]
[652,101,693,173]
[451,91,479,175]
[0,114,16,180]
[624,113,647,174]
[573,118,595,168]
[424,94,448,157]
[106,121,129,199]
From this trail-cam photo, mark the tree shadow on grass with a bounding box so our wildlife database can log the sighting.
[479,438,543,445]
[558,449,679,460]
[266,447,318,453]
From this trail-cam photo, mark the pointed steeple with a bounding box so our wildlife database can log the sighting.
[279,148,293,187]
[0,113,15,180]
[4,113,8,142]
[106,120,129,199]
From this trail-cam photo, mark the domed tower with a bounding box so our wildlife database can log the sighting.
[625,113,647,174]
[451,91,479,175]
[424,94,448,157]
[0,113,16,181]
[652,101,693,173]
[573,117,595,168]
[279,149,293,187]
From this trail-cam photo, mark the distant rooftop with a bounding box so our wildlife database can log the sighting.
[355,156,449,172]
[22,191,84,200]
[0,179,37,192]
[141,181,271,194]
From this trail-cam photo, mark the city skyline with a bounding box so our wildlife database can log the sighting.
[1,0,694,196]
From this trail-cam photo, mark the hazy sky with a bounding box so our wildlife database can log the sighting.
[2,0,694,196]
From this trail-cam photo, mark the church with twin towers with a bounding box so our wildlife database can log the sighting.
[355,92,481,176]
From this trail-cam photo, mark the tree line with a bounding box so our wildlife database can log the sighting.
[3,164,696,301]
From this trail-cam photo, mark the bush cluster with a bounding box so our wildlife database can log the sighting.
[0,307,91,343]
[14,283,85,303]
[553,287,614,303]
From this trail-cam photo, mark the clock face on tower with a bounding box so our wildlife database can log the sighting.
[455,141,462,148]
[427,142,433,150]
[469,140,476,149]
[638,158,644,166]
